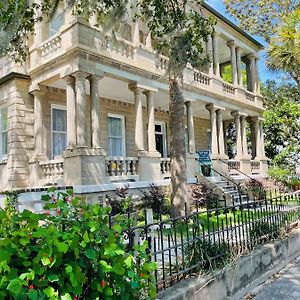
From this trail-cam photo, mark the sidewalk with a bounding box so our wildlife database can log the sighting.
[245,257,300,300]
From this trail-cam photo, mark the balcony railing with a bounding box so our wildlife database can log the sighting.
[39,35,62,59]
[222,82,236,95]
[193,71,210,86]
[106,157,138,177]
[155,55,168,70]
[245,90,256,102]
[103,35,136,59]
[39,159,64,181]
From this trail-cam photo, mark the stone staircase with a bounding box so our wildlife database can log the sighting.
[207,176,249,206]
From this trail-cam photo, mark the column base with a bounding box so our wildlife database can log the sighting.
[63,148,109,186]
[186,153,198,180]
[138,151,162,181]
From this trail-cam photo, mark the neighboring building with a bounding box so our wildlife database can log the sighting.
[0,2,268,197]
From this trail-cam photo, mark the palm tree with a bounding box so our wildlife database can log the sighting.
[266,9,300,89]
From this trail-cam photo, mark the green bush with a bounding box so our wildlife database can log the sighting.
[268,165,292,186]
[0,189,157,299]
[249,221,280,242]
[184,239,231,272]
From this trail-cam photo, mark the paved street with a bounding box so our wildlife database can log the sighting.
[251,258,300,300]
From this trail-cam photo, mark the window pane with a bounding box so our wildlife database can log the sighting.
[52,132,67,157]
[1,132,7,155]
[50,11,64,36]
[155,124,162,133]
[53,109,67,132]
[108,117,122,137]
[109,137,123,156]
[0,108,7,131]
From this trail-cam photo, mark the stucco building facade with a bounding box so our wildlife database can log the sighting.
[0,3,268,195]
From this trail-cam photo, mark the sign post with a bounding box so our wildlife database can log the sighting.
[197,150,214,177]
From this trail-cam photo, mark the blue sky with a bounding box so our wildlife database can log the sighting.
[206,0,282,83]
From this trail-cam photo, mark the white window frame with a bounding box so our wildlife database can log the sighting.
[108,113,126,157]
[51,105,67,159]
[155,121,167,157]
[0,107,8,160]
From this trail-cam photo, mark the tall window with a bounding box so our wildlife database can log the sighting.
[49,2,64,37]
[52,107,67,159]
[0,108,8,159]
[155,122,167,157]
[108,115,125,157]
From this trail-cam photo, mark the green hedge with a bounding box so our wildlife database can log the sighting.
[0,189,157,299]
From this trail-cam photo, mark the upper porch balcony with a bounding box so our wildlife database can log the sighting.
[27,4,263,111]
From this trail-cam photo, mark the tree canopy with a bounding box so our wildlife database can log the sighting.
[262,81,300,169]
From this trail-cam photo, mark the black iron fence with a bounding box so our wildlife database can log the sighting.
[116,190,300,292]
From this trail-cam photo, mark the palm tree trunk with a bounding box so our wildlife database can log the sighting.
[169,76,190,217]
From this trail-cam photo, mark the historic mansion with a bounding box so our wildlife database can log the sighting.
[0,2,268,200]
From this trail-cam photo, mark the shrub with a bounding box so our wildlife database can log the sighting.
[0,189,157,299]
[107,184,134,216]
[184,239,231,272]
[188,183,219,209]
[140,184,171,216]
[268,165,292,186]
[249,221,280,242]
[244,179,267,200]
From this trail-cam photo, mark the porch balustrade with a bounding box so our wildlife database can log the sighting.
[106,157,138,177]
[251,160,261,174]
[228,160,241,175]
[39,35,62,59]
[222,82,236,95]
[160,158,171,176]
[193,71,210,85]
[39,159,64,181]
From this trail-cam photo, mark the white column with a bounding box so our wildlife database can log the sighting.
[236,47,243,87]
[89,75,102,149]
[74,72,87,148]
[255,57,260,94]
[232,111,243,157]
[259,119,265,157]
[252,117,261,158]
[65,76,76,149]
[130,84,145,152]
[144,90,156,153]
[216,109,225,156]
[32,90,44,157]
[206,35,214,76]
[212,32,220,77]
[206,104,219,156]
[240,115,249,157]
[186,101,196,154]
[227,40,238,86]
[248,54,257,93]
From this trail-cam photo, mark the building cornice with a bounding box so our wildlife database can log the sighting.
[0,72,30,85]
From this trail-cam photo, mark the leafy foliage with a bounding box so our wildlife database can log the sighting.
[262,81,300,170]
[267,8,300,88]
[0,189,157,299]
[184,239,231,272]
[188,183,219,209]
[140,184,171,215]
[249,221,280,242]
[224,0,298,42]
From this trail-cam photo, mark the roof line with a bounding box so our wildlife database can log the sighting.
[202,2,264,49]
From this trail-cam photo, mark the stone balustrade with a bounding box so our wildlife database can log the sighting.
[228,160,241,175]
[155,55,168,70]
[160,158,171,177]
[39,35,62,59]
[194,71,210,85]
[39,159,64,181]
[251,160,261,174]
[222,82,236,95]
[245,90,256,102]
[106,157,138,177]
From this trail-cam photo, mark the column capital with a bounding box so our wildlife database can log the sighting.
[64,76,75,85]
[247,53,259,60]
[88,74,104,83]
[128,83,143,95]
[249,116,264,123]
[206,103,217,112]
[73,71,89,80]
[231,110,247,118]
[226,40,236,48]
[143,89,156,97]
